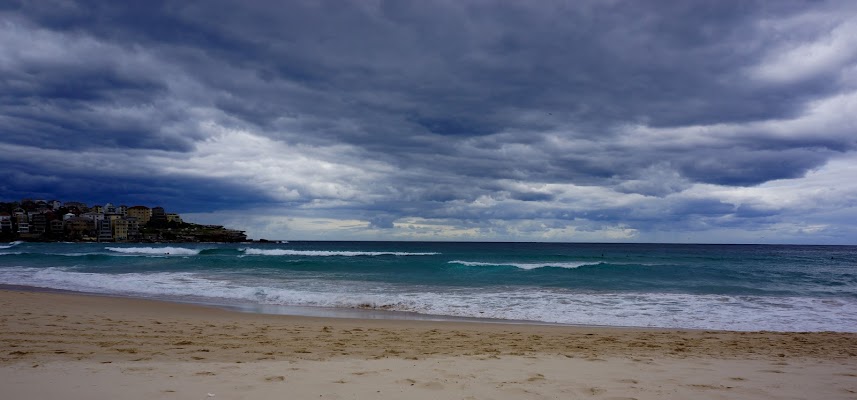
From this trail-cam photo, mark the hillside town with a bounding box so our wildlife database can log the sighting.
[0,199,247,243]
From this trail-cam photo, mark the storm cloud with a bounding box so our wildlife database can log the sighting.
[2,0,856,243]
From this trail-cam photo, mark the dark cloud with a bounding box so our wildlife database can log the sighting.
[0,164,274,213]
[368,215,396,230]
[2,0,856,242]
[677,148,835,186]
[8,1,832,138]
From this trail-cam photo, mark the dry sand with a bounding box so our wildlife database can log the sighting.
[2,289,856,399]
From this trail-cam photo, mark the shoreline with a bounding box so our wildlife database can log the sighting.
[3,288,856,363]
[3,288,857,399]
[0,283,602,328]
[0,283,841,334]
[2,282,855,334]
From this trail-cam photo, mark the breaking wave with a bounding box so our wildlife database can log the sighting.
[0,241,24,249]
[243,249,439,257]
[105,247,202,256]
[448,260,603,270]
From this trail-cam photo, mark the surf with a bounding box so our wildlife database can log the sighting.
[243,248,439,257]
[105,246,203,256]
[0,241,24,249]
[448,260,603,270]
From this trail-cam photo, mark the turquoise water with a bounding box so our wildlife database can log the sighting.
[1,241,856,331]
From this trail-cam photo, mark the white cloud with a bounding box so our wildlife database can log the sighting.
[149,124,396,203]
[689,152,857,211]
[751,14,857,84]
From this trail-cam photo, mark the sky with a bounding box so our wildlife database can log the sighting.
[2,1,856,244]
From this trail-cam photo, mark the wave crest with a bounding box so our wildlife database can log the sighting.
[0,241,24,249]
[105,246,202,256]
[448,260,601,270]
[244,248,439,257]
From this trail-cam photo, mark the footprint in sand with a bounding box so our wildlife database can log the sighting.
[527,373,545,382]
[685,384,733,390]
[397,378,417,386]
[583,387,606,395]
[419,381,445,390]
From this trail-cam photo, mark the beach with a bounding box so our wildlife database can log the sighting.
[2,289,856,399]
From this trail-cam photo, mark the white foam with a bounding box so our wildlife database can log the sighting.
[1,266,855,332]
[0,241,24,249]
[448,260,601,270]
[105,246,202,256]
[243,249,439,257]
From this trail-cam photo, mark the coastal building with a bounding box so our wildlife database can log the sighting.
[50,219,64,235]
[0,213,12,233]
[97,219,113,242]
[65,217,95,238]
[30,214,47,234]
[82,212,104,222]
[125,217,140,239]
[150,207,167,225]
[112,219,130,241]
[4,197,248,243]
[126,206,151,225]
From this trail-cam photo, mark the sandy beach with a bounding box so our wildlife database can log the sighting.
[2,288,856,399]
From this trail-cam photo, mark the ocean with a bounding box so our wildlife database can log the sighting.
[1,241,855,332]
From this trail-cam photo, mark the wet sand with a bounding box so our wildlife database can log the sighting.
[2,289,856,399]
